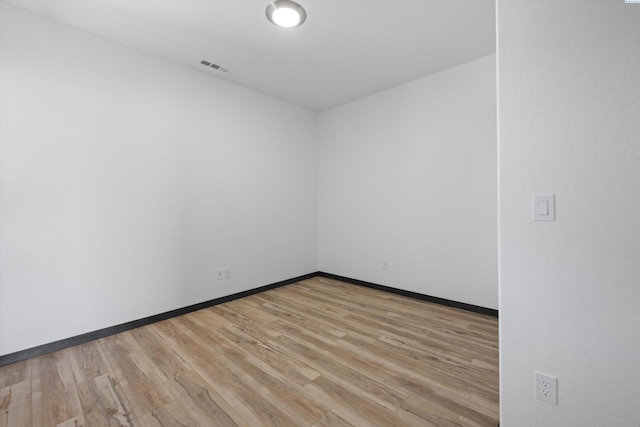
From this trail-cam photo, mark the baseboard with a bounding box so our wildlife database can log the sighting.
[0,270,497,367]
[316,272,499,318]
[0,272,318,367]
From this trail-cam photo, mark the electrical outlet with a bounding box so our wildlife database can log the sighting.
[382,261,389,270]
[224,267,231,279]
[535,372,558,405]
[217,269,224,280]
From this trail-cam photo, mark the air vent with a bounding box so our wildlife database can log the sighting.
[200,59,229,72]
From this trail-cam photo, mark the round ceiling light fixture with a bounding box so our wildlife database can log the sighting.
[266,0,307,29]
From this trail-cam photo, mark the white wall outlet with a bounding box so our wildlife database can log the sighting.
[535,371,558,405]
[382,261,389,270]
[217,269,224,280]
[224,267,231,279]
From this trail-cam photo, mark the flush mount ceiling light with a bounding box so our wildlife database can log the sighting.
[266,0,307,29]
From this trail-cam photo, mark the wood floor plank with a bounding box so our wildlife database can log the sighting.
[9,278,499,426]
[265,320,408,412]
[393,406,441,427]
[164,370,247,427]
[311,409,358,427]
[285,283,496,363]
[1,381,31,427]
[75,373,135,427]
[402,393,498,427]
[66,341,110,384]
[310,374,403,426]
[136,401,194,427]
[336,335,499,419]
[32,351,83,427]
[55,415,85,427]
[128,325,193,384]
[151,319,245,408]
[97,333,173,420]
[161,317,300,426]
[0,360,31,389]
[174,315,327,425]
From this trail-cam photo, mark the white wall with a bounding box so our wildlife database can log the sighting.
[318,55,498,310]
[499,1,640,425]
[0,3,318,356]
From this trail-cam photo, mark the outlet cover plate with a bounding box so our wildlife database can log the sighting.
[535,371,558,405]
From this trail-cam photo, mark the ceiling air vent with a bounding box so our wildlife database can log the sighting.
[200,59,229,73]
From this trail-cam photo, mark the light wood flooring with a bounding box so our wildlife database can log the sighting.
[0,277,499,426]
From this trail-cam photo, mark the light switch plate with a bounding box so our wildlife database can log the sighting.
[533,194,555,221]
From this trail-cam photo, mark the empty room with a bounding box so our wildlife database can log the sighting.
[1,1,638,426]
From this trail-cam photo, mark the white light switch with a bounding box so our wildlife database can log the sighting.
[537,200,549,215]
[533,194,555,221]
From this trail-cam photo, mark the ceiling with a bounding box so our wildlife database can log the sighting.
[6,0,496,112]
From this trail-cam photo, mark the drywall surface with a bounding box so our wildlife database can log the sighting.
[0,3,317,355]
[499,1,640,425]
[318,55,497,309]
